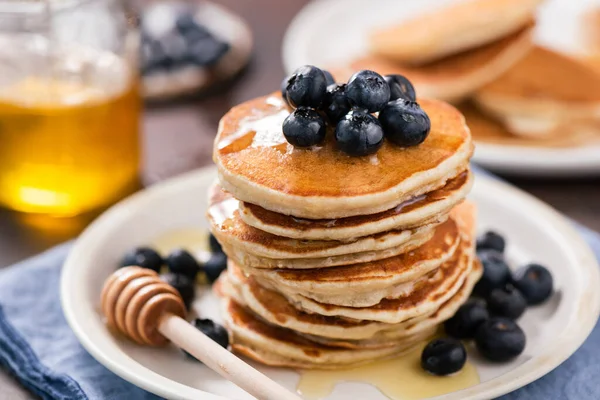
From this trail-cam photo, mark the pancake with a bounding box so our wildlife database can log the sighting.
[214,94,473,219]
[300,260,482,348]
[218,295,437,369]
[369,0,542,64]
[245,215,461,307]
[474,46,600,138]
[333,23,534,103]
[239,170,473,241]
[267,201,476,324]
[251,234,473,324]
[222,226,434,270]
[460,102,600,147]
[208,183,443,263]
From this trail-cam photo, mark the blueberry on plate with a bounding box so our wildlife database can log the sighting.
[477,231,506,254]
[384,74,416,102]
[205,253,228,283]
[475,317,526,362]
[120,247,163,272]
[444,299,490,339]
[209,233,223,254]
[161,273,195,309]
[166,249,200,280]
[512,264,553,305]
[285,65,328,108]
[487,284,527,319]
[322,84,351,123]
[345,70,390,112]
[322,69,336,86]
[421,338,467,376]
[283,107,326,147]
[188,38,230,67]
[473,250,511,296]
[335,109,384,156]
[379,99,431,147]
[184,318,229,360]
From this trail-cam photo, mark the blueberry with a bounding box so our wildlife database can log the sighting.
[474,250,511,297]
[161,273,195,309]
[322,70,335,86]
[379,99,431,147]
[475,318,526,362]
[335,110,384,156]
[283,107,326,147]
[384,74,416,102]
[159,32,188,68]
[205,253,228,283]
[166,249,200,280]
[184,318,229,360]
[444,299,490,339]
[477,231,506,254]
[345,70,390,112]
[120,247,163,272]
[182,24,212,45]
[188,38,230,66]
[513,264,553,305]
[209,233,223,254]
[322,84,351,123]
[421,338,467,376]
[140,38,168,75]
[175,13,208,38]
[487,284,527,319]
[285,65,328,108]
[194,319,229,348]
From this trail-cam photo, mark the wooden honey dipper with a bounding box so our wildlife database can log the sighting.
[101,266,302,400]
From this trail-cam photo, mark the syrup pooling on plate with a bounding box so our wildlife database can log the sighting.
[297,342,479,400]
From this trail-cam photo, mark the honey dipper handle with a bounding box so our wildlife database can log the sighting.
[158,314,302,400]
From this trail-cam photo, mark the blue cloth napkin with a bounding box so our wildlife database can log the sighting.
[0,194,599,399]
[0,243,160,400]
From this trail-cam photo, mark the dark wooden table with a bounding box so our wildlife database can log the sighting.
[0,0,599,397]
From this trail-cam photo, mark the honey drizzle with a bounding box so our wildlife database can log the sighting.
[297,343,479,400]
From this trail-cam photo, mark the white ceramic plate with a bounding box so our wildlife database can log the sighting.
[61,166,600,400]
[282,0,600,177]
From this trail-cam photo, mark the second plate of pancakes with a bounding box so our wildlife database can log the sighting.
[283,0,600,176]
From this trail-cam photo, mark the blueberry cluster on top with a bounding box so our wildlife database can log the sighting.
[280,65,430,156]
[420,230,554,376]
[141,6,230,76]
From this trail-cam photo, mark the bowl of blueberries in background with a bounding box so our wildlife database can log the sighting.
[140,1,253,101]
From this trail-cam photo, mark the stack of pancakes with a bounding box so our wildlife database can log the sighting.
[209,92,482,368]
[468,45,600,143]
[332,0,600,145]
[332,0,542,103]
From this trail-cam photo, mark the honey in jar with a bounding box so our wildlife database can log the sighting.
[0,48,141,216]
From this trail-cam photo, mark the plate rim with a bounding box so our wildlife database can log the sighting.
[281,0,600,177]
[61,166,600,400]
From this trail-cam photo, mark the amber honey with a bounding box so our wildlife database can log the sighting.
[297,342,479,400]
[0,52,141,216]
